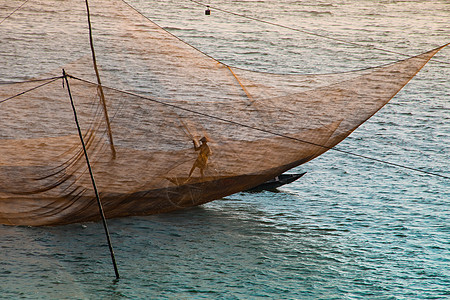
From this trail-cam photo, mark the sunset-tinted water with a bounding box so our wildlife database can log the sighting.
[0,0,448,298]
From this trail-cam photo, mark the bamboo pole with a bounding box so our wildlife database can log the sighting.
[63,70,120,279]
[85,0,116,158]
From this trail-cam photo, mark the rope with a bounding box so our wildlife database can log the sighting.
[187,0,449,66]
[120,0,447,76]
[0,76,62,104]
[120,0,225,67]
[0,76,63,85]
[68,74,449,180]
[0,0,29,25]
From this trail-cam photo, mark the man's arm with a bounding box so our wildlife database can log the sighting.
[192,139,200,150]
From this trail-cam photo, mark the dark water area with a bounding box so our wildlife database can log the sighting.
[0,0,449,299]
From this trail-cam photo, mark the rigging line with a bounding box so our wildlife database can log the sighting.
[120,0,226,67]
[0,0,29,25]
[187,0,449,66]
[68,74,449,180]
[119,0,359,76]
[120,0,447,76]
[0,76,64,85]
[0,76,62,104]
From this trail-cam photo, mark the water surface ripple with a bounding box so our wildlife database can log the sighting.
[0,0,448,299]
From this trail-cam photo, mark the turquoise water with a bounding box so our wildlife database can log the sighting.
[1,0,449,299]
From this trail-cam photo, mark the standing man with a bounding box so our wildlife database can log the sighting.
[188,137,212,178]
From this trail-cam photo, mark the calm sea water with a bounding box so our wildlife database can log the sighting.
[1,0,449,299]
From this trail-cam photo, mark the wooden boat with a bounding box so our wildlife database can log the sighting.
[244,173,306,192]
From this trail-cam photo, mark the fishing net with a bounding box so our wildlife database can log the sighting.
[0,0,445,225]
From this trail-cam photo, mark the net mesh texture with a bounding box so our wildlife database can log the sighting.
[0,0,445,225]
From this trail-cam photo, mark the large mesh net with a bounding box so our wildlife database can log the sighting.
[0,0,445,225]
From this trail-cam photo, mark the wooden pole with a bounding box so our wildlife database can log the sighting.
[85,0,116,158]
[63,70,120,279]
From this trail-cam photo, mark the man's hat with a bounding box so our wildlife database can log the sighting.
[200,137,208,142]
